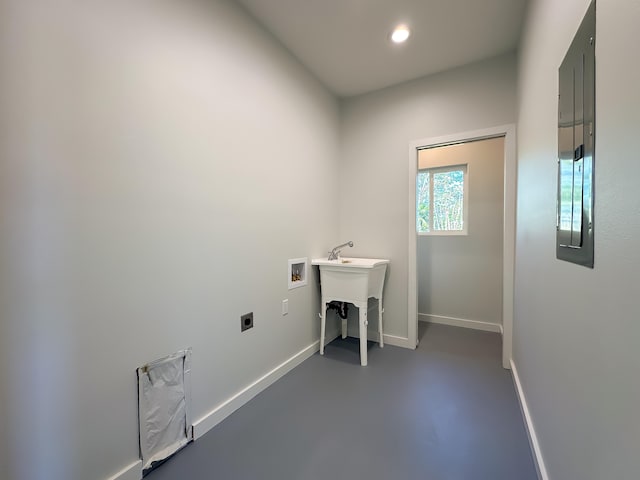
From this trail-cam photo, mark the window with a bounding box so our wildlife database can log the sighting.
[416,165,468,235]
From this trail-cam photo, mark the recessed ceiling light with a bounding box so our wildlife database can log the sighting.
[391,24,410,44]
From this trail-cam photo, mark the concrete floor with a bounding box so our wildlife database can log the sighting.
[147,322,537,480]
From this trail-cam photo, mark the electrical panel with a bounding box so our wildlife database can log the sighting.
[557,0,595,267]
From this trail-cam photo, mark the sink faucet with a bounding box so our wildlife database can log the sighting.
[328,241,354,260]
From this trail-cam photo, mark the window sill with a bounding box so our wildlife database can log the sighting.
[418,230,468,237]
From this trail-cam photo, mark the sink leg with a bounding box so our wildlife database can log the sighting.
[341,317,347,339]
[359,307,368,366]
[320,301,326,355]
[378,298,384,348]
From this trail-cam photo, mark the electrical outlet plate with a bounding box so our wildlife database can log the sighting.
[241,312,254,332]
[282,299,288,315]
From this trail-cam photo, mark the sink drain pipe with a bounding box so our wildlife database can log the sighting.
[327,301,349,319]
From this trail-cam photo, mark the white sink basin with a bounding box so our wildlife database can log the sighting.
[311,257,389,268]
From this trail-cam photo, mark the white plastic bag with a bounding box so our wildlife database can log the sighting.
[137,349,192,473]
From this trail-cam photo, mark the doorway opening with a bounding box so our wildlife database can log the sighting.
[408,125,516,369]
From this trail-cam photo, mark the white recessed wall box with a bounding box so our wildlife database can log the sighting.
[288,258,308,289]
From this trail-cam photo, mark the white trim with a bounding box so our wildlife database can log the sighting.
[365,331,411,348]
[348,322,414,348]
[327,327,412,349]
[288,257,308,290]
[381,334,411,348]
[502,128,516,369]
[417,230,467,236]
[408,124,516,367]
[192,336,333,439]
[408,140,419,349]
[357,333,412,349]
[105,460,142,480]
[510,360,550,480]
[419,313,503,334]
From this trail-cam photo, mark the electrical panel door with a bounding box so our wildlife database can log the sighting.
[557,1,595,267]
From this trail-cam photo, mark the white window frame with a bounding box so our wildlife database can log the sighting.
[417,163,469,236]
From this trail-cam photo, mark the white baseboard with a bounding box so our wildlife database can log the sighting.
[419,313,503,334]
[382,333,411,348]
[345,329,412,349]
[192,336,333,439]
[106,460,142,480]
[510,360,549,480]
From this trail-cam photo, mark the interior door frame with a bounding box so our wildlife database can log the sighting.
[408,124,516,369]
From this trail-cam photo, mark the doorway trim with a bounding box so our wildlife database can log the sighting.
[408,124,516,369]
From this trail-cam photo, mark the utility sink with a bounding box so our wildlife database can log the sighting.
[311,257,389,268]
[311,257,390,366]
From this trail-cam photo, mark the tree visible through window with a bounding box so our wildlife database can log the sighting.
[417,165,467,234]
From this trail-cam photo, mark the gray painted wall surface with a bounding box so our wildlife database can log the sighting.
[0,1,339,479]
[516,0,640,478]
[340,54,517,339]
[418,137,504,326]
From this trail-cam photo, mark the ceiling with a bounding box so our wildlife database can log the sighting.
[235,0,528,98]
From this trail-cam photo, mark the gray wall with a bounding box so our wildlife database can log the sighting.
[0,1,340,479]
[418,137,504,326]
[516,0,640,478]
[340,54,517,340]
